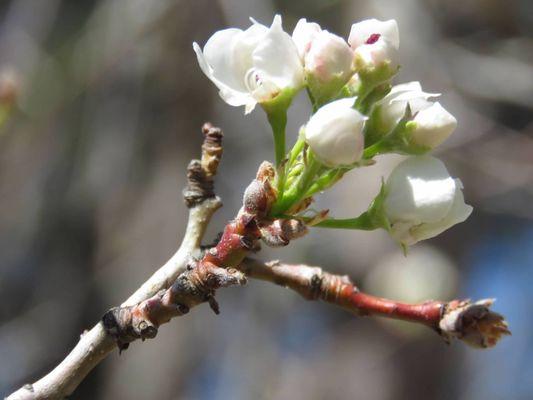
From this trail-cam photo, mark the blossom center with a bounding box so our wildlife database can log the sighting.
[244,68,262,93]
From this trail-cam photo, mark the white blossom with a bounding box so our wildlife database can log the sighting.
[304,98,366,166]
[383,156,472,246]
[193,15,304,114]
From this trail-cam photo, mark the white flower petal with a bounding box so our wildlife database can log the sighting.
[348,18,399,49]
[385,156,457,224]
[292,18,322,59]
[410,179,473,242]
[354,36,399,69]
[198,28,247,93]
[231,23,269,82]
[193,40,252,108]
[389,81,423,95]
[378,82,441,133]
[412,102,457,148]
[252,15,304,99]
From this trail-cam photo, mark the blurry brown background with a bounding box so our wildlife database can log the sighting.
[0,0,532,399]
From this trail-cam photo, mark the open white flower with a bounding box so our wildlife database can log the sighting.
[304,98,366,166]
[348,19,399,70]
[193,15,304,114]
[383,156,472,246]
[378,81,457,149]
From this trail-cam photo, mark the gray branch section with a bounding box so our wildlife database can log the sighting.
[6,193,221,400]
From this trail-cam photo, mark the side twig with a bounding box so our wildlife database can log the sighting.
[239,259,511,348]
[7,123,224,400]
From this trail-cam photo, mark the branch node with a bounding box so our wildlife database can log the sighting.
[22,384,34,393]
[201,122,223,177]
[183,123,224,208]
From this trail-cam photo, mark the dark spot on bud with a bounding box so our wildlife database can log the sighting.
[177,304,190,314]
[366,33,381,44]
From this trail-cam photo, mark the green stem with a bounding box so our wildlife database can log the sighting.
[363,141,384,159]
[312,212,377,230]
[306,87,318,113]
[266,108,287,168]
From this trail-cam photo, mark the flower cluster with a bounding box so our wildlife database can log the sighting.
[194,15,471,249]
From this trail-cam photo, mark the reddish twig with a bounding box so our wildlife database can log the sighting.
[103,162,308,349]
[239,259,510,347]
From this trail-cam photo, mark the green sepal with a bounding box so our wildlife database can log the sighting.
[363,105,431,159]
[306,72,353,110]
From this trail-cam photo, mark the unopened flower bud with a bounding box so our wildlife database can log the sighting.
[354,36,399,71]
[304,98,366,167]
[376,81,456,150]
[292,18,321,59]
[349,19,399,70]
[304,30,354,103]
[383,156,473,246]
[411,102,457,149]
[305,30,354,83]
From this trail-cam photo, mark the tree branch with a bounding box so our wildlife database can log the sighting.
[99,161,307,350]
[7,123,224,400]
[6,123,510,400]
[238,259,510,348]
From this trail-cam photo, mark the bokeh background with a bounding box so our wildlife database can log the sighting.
[1,0,532,399]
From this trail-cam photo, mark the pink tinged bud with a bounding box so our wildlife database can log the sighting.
[304,30,354,83]
[354,36,399,70]
[292,18,322,59]
[304,98,367,167]
[348,18,399,50]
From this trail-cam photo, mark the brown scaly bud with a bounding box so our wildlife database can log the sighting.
[439,299,511,348]
[242,164,277,218]
[201,123,223,177]
[256,161,276,182]
[243,180,270,217]
[183,123,224,207]
[260,218,308,247]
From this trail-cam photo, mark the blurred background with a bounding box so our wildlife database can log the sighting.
[0,0,532,399]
